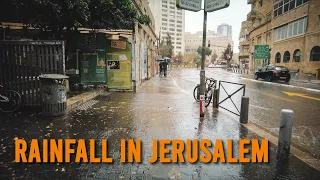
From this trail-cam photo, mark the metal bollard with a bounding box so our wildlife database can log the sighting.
[132,80,136,93]
[240,96,249,124]
[213,88,220,108]
[277,109,294,159]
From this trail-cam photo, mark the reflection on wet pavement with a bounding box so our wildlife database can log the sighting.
[0,73,319,179]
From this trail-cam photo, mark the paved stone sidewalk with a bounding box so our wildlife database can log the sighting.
[0,76,319,179]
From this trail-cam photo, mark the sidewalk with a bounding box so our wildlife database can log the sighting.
[0,75,319,179]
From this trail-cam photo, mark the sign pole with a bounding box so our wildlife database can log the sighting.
[200,10,207,96]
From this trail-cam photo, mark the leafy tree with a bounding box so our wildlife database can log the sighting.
[1,0,150,32]
[197,46,212,57]
[211,51,218,64]
[175,52,183,65]
[222,43,233,60]
[159,33,174,58]
[183,53,197,66]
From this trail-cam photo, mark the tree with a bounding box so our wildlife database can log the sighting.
[175,52,184,65]
[1,0,151,32]
[211,51,218,64]
[159,33,174,58]
[222,44,234,61]
[197,46,212,57]
[183,53,197,67]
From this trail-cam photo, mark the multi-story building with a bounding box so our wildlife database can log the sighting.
[245,0,320,75]
[217,23,233,38]
[239,21,253,69]
[148,0,185,55]
[185,31,234,65]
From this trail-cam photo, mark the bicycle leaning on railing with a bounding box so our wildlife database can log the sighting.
[193,77,216,107]
[0,85,22,113]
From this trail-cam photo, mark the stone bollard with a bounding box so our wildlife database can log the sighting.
[240,96,249,124]
[277,109,294,159]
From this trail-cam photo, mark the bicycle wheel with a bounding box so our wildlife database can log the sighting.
[205,89,213,107]
[193,85,200,102]
[0,90,22,113]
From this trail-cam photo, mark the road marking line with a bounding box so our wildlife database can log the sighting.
[264,94,298,103]
[283,91,320,102]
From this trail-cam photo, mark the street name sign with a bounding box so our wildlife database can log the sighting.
[254,45,270,59]
[176,0,202,12]
[204,0,230,12]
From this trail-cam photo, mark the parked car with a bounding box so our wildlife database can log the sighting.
[255,65,291,82]
[208,64,214,68]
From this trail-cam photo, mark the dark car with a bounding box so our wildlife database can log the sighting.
[255,65,291,82]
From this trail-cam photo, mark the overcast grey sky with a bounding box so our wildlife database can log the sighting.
[185,0,251,53]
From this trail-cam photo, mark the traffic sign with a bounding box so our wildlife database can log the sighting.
[176,0,202,12]
[204,0,230,12]
[254,45,270,59]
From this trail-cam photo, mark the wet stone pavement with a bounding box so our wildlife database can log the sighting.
[1,75,320,179]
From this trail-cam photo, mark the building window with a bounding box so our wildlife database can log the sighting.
[177,25,182,28]
[177,29,182,32]
[274,17,307,41]
[170,6,175,9]
[310,46,320,61]
[169,19,175,23]
[169,2,175,5]
[162,9,167,13]
[275,52,281,63]
[169,28,175,31]
[169,24,175,27]
[177,20,182,24]
[162,27,167,30]
[163,14,167,17]
[283,51,291,63]
[162,5,167,8]
[170,10,175,14]
[162,18,167,21]
[293,49,301,62]
[162,23,167,26]
[257,36,262,44]
[177,12,182,15]
[259,0,263,7]
[162,0,167,3]
[266,12,272,22]
[274,0,309,18]
[177,46,181,49]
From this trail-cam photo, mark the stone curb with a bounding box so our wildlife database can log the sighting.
[242,123,320,171]
[66,90,104,111]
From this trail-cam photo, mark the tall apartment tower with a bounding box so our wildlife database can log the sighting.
[148,0,185,56]
[217,23,232,38]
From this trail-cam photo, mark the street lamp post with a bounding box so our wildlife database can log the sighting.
[199,11,208,96]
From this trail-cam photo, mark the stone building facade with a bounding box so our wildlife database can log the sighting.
[245,0,320,74]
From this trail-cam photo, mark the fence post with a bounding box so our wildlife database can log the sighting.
[277,109,294,159]
[240,96,249,124]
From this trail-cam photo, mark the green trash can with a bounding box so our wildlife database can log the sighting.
[39,74,69,116]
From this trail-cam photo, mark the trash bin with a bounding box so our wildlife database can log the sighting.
[39,74,69,116]
[316,68,320,80]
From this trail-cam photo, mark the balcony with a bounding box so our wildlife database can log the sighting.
[247,0,256,4]
[247,10,257,21]
[239,41,250,46]
[239,51,250,57]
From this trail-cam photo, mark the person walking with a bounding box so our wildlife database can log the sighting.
[159,61,163,77]
[162,61,168,77]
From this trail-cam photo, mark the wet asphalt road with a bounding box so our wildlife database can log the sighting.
[0,71,320,179]
[170,68,320,159]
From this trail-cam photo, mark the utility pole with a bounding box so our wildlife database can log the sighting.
[200,10,208,96]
